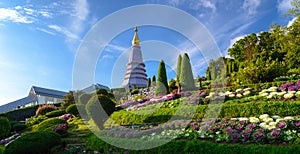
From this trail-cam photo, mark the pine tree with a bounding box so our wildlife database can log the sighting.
[152,75,156,86]
[147,78,151,88]
[179,53,196,91]
[155,60,169,95]
[176,54,182,83]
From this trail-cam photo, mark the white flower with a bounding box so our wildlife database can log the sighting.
[269,122,277,126]
[259,93,269,97]
[270,92,279,96]
[288,91,296,94]
[259,114,269,120]
[276,118,284,123]
[209,92,216,96]
[236,94,243,98]
[231,118,237,121]
[267,95,273,99]
[272,115,281,119]
[249,117,260,123]
[296,91,300,95]
[225,91,232,95]
[236,89,243,93]
[259,122,267,129]
[229,94,235,98]
[205,96,211,99]
[277,91,286,96]
[268,87,278,92]
[238,117,249,121]
[284,93,294,99]
[243,91,251,96]
[244,88,252,91]
[260,89,268,94]
[216,131,220,135]
[263,117,274,123]
[266,125,276,130]
[284,116,294,120]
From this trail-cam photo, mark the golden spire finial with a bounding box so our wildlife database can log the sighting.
[132,26,140,45]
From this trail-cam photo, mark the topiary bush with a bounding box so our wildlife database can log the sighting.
[52,123,69,137]
[96,89,109,96]
[25,116,47,127]
[79,93,93,104]
[45,109,66,118]
[4,131,61,154]
[0,117,11,139]
[35,104,57,116]
[65,104,86,117]
[10,121,26,132]
[86,95,115,129]
[35,118,66,132]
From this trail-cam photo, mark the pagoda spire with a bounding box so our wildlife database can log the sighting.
[132,26,140,45]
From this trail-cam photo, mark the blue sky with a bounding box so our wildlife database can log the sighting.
[0,0,297,106]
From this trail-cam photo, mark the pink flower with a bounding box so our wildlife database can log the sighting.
[277,122,286,129]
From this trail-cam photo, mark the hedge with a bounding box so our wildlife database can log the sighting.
[4,131,61,154]
[86,135,300,154]
[45,109,66,118]
[110,101,300,125]
[35,118,66,132]
[0,103,61,121]
[0,117,10,140]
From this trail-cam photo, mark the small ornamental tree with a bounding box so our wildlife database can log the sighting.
[155,60,169,95]
[179,53,196,91]
[152,75,156,86]
[147,78,151,88]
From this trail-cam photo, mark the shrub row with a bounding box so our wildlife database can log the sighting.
[86,135,300,154]
[0,103,61,121]
[110,101,300,125]
[4,131,61,154]
[45,109,66,118]
[0,117,10,140]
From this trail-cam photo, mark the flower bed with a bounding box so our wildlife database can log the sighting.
[104,114,300,145]
[0,133,21,146]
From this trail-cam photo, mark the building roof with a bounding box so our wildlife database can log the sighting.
[0,94,37,113]
[82,83,110,93]
[29,86,67,99]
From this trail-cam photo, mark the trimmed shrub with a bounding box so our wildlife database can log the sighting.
[0,117,10,140]
[96,89,109,95]
[79,93,93,104]
[25,116,47,127]
[10,121,26,132]
[86,95,115,129]
[66,104,86,117]
[110,101,300,125]
[45,109,66,118]
[35,118,66,132]
[0,145,5,154]
[4,131,61,154]
[35,104,56,116]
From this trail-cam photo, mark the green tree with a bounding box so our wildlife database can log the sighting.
[155,60,169,95]
[0,117,10,139]
[176,54,182,83]
[179,53,196,91]
[168,78,178,93]
[147,78,151,88]
[152,75,156,86]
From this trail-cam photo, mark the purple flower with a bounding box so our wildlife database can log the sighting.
[237,125,243,132]
[288,86,297,91]
[270,131,280,137]
[220,124,226,128]
[231,121,236,126]
[248,123,256,129]
[244,129,252,133]
[242,133,250,138]
[294,121,300,127]
[232,134,239,140]
[277,122,286,129]
[222,118,229,122]
[228,129,235,134]
[193,125,199,131]
[255,133,264,138]
[240,120,247,125]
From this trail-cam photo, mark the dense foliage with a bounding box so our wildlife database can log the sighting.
[86,95,115,129]
[0,117,11,139]
[35,104,56,116]
[4,131,61,154]
[155,60,169,95]
[45,109,66,118]
[35,118,66,132]
[179,53,196,91]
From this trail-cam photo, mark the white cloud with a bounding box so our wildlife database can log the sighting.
[277,0,292,14]
[287,16,298,27]
[242,0,261,15]
[39,11,52,18]
[48,25,79,40]
[69,0,89,37]
[189,0,217,13]
[228,35,245,49]
[24,8,34,15]
[0,8,32,23]
[105,44,129,53]
[36,27,56,35]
